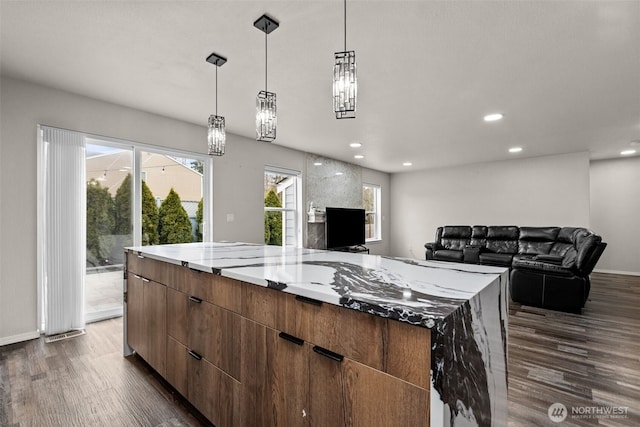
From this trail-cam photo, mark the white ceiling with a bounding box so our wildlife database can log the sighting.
[2,1,639,173]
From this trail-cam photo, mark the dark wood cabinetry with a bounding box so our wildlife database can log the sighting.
[126,251,432,427]
[125,270,166,376]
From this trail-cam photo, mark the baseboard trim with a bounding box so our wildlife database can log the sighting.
[593,269,640,277]
[0,330,41,347]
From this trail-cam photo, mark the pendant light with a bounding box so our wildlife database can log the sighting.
[206,52,227,156]
[333,0,357,119]
[254,14,279,142]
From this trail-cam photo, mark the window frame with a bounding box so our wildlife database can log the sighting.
[363,183,382,242]
[264,166,303,247]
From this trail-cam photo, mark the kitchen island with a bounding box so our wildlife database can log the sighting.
[124,242,508,427]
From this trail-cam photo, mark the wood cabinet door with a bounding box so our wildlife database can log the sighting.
[241,318,309,427]
[309,348,429,427]
[166,336,188,397]
[189,355,241,427]
[191,301,241,381]
[166,287,188,344]
[144,279,167,377]
[126,273,145,356]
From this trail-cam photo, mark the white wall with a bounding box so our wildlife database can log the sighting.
[0,76,391,344]
[389,152,591,259]
[590,157,640,274]
[0,76,205,344]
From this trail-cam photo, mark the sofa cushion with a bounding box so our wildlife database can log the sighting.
[479,252,514,267]
[470,225,487,247]
[485,226,519,254]
[440,226,471,250]
[433,250,465,262]
[512,257,574,276]
[519,227,560,241]
[518,227,560,255]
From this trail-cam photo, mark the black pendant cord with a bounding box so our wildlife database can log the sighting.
[215,65,218,115]
[265,31,268,93]
[344,0,347,52]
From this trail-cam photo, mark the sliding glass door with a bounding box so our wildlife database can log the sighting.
[85,143,133,322]
[39,126,212,333]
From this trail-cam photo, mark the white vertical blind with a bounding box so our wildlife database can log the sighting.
[41,126,86,335]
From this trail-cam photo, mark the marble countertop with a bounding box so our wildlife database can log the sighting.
[126,242,507,328]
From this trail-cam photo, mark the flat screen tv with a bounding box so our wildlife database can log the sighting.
[325,207,365,249]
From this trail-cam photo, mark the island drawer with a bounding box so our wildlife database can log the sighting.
[179,269,242,313]
[254,286,431,388]
[167,287,241,380]
[126,251,182,285]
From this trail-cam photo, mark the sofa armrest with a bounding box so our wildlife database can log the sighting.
[534,254,563,265]
[425,242,440,260]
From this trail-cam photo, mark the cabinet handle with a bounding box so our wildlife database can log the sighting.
[278,332,304,346]
[295,295,323,306]
[188,350,202,360]
[188,296,202,304]
[137,253,144,259]
[142,278,150,283]
[312,346,343,362]
[134,274,141,279]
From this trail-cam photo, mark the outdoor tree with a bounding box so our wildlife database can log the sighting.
[114,173,132,235]
[190,160,204,174]
[141,180,159,245]
[264,188,282,246]
[158,188,193,244]
[86,179,115,265]
[195,198,203,242]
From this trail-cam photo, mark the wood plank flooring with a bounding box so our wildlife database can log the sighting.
[508,272,640,426]
[0,318,204,427]
[1,272,639,426]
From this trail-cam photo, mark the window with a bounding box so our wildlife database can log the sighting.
[363,183,381,241]
[264,167,302,247]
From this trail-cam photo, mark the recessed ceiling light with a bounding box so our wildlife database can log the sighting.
[354,154,364,159]
[484,113,504,122]
[621,149,636,156]
[349,142,362,148]
[336,172,344,176]
[313,162,323,166]
[509,147,523,153]
[402,162,412,167]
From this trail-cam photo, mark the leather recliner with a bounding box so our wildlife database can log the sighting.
[425,225,606,313]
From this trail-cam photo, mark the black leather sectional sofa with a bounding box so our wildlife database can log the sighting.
[425,225,606,313]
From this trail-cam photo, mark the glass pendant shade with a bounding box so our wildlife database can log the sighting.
[256,90,277,142]
[333,50,357,119]
[208,114,226,156]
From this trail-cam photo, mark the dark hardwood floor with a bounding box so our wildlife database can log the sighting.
[0,318,204,427]
[1,272,638,426]
[508,272,640,426]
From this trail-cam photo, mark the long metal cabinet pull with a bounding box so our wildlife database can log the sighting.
[278,332,304,346]
[312,345,344,362]
[188,350,202,360]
